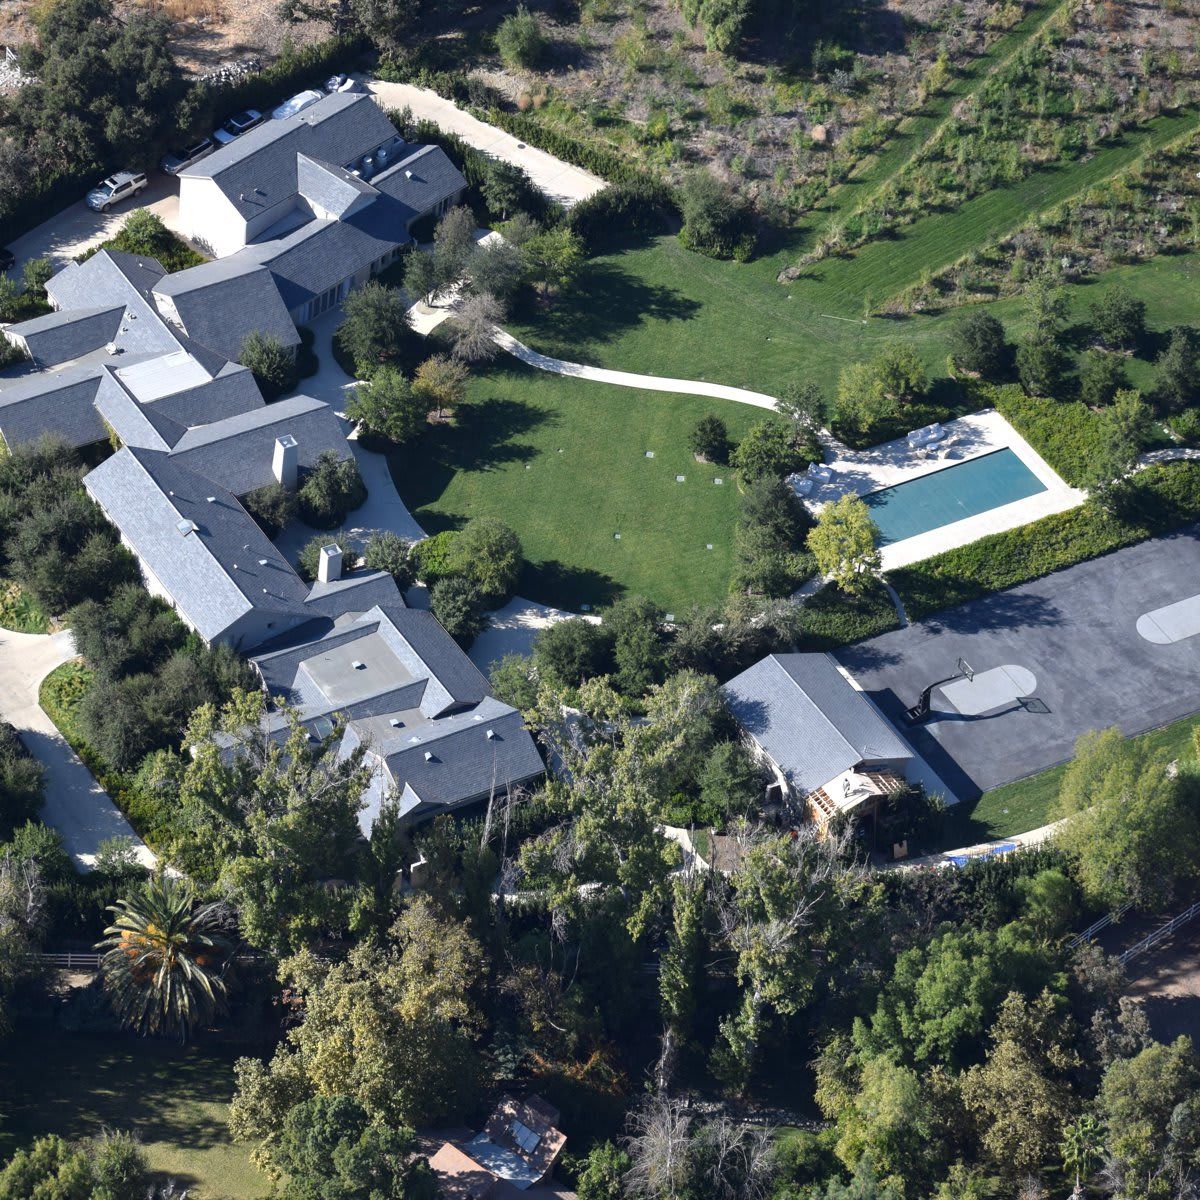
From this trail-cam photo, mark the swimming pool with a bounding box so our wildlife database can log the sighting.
[863,448,1047,545]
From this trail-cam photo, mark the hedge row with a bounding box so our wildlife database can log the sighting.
[564,180,679,253]
[992,386,1104,489]
[889,461,1200,620]
[796,580,901,649]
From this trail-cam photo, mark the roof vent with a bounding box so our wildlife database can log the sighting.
[404,169,413,179]
[486,729,495,739]
[258,558,268,566]
[176,518,198,537]
[389,718,403,727]
[352,660,365,670]
[423,750,434,762]
[206,496,216,503]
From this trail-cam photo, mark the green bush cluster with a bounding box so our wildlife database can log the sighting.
[795,580,900,649]
[891,462,1200,620]
[564,180,679,254]
[992,386,1106,488]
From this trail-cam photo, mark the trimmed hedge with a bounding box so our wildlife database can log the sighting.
[890,461,1200,620]
[565,180,679,254]
[796,580,901,649]
[992,385,1104,488]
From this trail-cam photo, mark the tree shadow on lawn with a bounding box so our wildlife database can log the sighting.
[519,558,623,613]
[390,395,557,511]
[515,259,702,359]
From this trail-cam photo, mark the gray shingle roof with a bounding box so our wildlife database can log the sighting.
[0,363,114,449]
[141,363,264,433]
[722,652,911,794]
[6,306,124,366]
[180,93,398,222]
[297,153,379,217]
[168,393,350,496]
[246,201,408,312]
[372,144,468,225]
[94,373,174,451]
[84,446,310,645]
[153,261,300,362]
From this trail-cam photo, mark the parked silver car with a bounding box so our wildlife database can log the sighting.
[160,136,215,175]
[271,89,322,120]
[86,171,148,213]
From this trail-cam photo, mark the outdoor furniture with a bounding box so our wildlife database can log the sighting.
[790,475,814,497]
[807,463,833,484]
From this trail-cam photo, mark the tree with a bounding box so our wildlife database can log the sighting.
[1052,727,1200,910]
[448,292,502,362]
[524,226,585,297]
[479,160,530,222]
[533,618,612,689]
[495,5,547,67]
[298,451,368,529]
[98,870,231,1039]
[1025,279,1070,344]
[338,282,412,374]
[873,343,928,406]
[180,690,370,952]
[660,872,706,1048]
[731,418,808,481]
[412,354,469,422]
[1098,1037,1200,1200]
[273,1094,433,1200]
[1090,284,1146,351]
[433,206,477,280]
[696,740,762,825]
[777,380,826,431]
[1080,389,1151,509]
[242,482,297,539]
[1016,337,1070,398]
[1078,350,1129,407]
[1061,1114,1105,1195]
[0,1132,148,1200]
[807,495,880,595]
[465,237,525,302]
[362,531,414,590]
[20,257,52,299]
[346,368,426,444]
[430,576,486,644]
[577,1142,631,1200]
[239,332,298,400]
[448,516,522,602]
[0,844,47,1035]
[229,897,486,1156]
[690,414,729,462]
[0,276,21,323]
[949,310,1009,378]
[606,593,667,696]
[960,990,1081,1177]
[1155,326,1200,412]
[835,360,896,439]
[489,652,539,712]
[677,170,755,260]
[0,722,44,841]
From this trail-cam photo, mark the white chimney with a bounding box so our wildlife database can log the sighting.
[273,434,298,490]
[317,544,343,583]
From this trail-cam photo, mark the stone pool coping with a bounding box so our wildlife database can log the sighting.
[801,409,1084,571]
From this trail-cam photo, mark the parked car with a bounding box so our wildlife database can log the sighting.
[324,73,363,94]
[0,248,14,273]
[272,89,322,120]
[160,136,215,175]
[85,171,148,213]
[212,109,264,145]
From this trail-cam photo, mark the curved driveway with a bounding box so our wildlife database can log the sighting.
[0,628,155,871]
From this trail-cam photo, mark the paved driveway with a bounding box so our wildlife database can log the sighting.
[0,628,155,871]
[838,525,1200,799]
[361,78,606,208]
[5,176,185,277]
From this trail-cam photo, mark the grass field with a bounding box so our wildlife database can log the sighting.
[933,711,1200,849]
[0,1030,267,1200]
[389,361,765,611]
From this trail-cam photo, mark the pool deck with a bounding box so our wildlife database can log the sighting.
[802,410,1084,571]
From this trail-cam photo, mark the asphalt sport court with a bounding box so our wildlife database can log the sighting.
[837,525,1200,800]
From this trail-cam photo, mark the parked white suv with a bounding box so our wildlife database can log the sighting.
[86,171,148,213]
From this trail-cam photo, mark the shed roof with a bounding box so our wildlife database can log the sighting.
[721,652,911,795]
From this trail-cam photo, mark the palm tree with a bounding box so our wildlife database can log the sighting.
[98,871,231,1039]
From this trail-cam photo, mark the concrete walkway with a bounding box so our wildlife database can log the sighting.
[0,627,155,871]
[359,77,606,209]
[493,329,780,409]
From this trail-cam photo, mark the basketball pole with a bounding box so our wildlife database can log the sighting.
[905,659,974,724]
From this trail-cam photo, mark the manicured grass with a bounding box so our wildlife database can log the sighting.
[0,578,50,634]
[933,711,1200,849]
[388,361,764,612]
[0,1030,268,1200]
[39,660,93,752]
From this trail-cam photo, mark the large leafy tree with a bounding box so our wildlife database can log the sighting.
[98,870,231,1039]
[806,494,881,595]
[346,368,427,445]
[338,283,413,375]
[229,897,486,1165]
[0,1132,148,1200]
[178,690,371,954]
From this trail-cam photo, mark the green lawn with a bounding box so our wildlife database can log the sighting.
[389,360,764,611]
[0,1030,267,1200]
[932,711,1200,850]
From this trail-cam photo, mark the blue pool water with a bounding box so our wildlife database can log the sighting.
[863,448,1047,545]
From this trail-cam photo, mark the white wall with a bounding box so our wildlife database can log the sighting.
[178,176,248,259]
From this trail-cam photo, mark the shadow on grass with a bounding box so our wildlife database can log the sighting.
[520,559,623,612]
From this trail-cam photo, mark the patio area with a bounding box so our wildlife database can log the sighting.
[795,409,1083,570]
